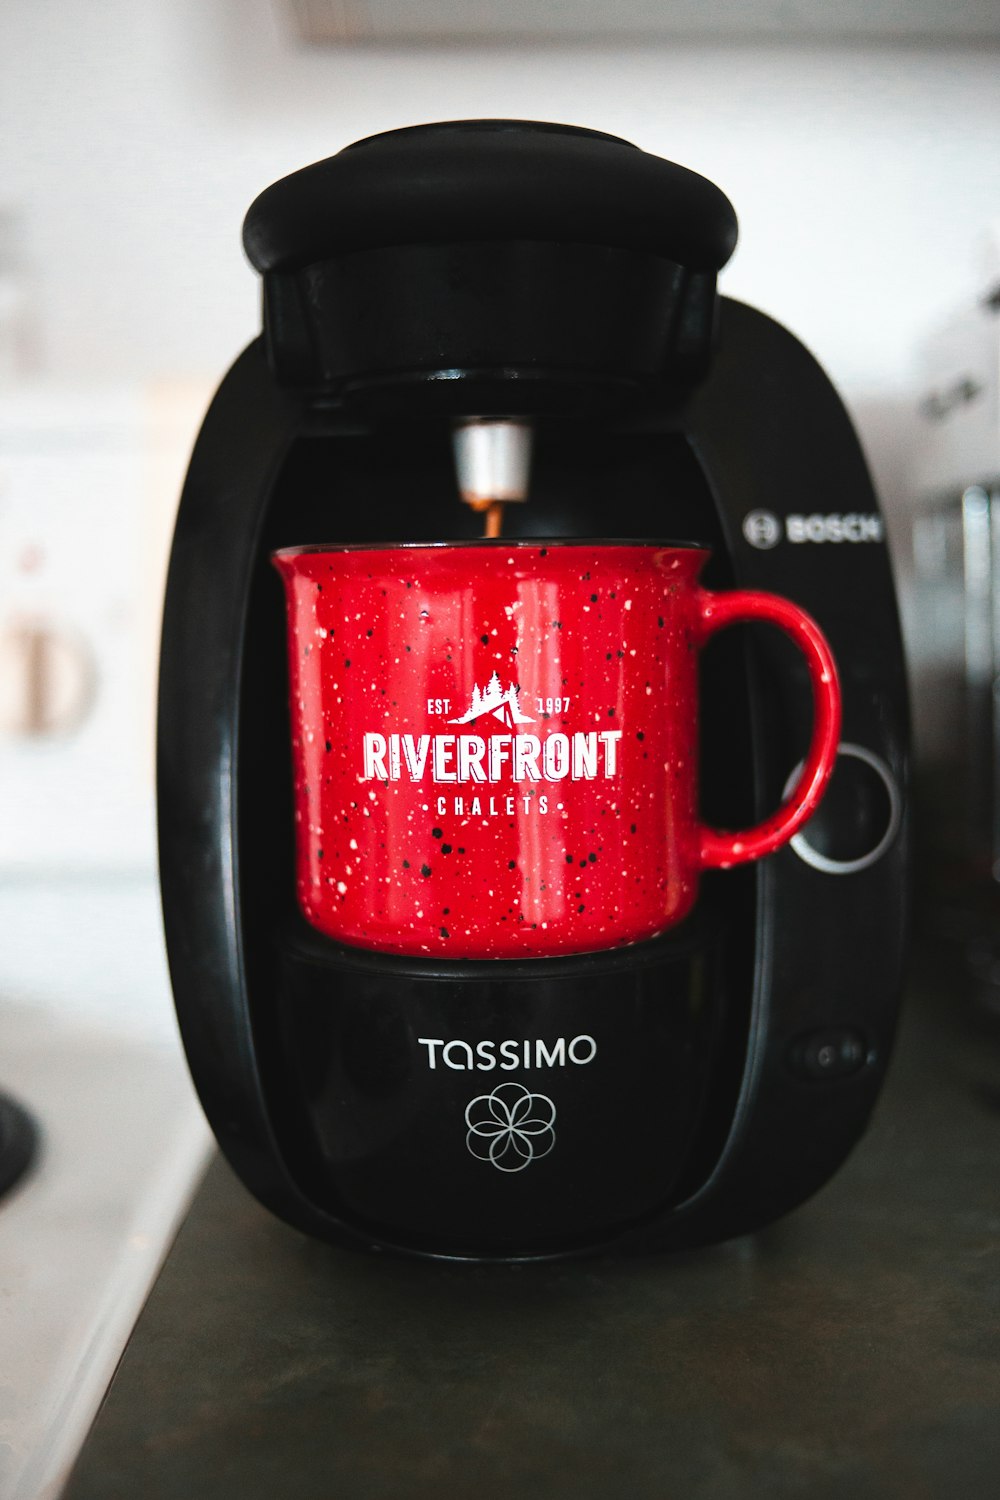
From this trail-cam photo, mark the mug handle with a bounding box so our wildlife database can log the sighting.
[696,589,842,869]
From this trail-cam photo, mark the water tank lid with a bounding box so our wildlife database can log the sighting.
[243,119,738,275]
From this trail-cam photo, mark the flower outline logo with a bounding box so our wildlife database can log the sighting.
[465,1082,557,1172]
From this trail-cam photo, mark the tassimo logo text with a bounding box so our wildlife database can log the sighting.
[417,1035,598,1071]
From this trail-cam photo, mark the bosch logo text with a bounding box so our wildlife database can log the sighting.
[743,509,883,549]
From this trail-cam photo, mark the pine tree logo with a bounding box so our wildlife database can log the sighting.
[449,671,535,727]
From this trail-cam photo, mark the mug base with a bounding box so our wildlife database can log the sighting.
[295,891,699,961]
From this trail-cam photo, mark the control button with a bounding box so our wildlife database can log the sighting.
[783,742,901,875]
[787,1027,869,1080]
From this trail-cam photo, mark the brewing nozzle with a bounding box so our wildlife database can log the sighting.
[452,418,533,538]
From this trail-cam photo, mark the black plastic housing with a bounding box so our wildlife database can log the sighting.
[243,121,736,405]
[158,122,909,1259]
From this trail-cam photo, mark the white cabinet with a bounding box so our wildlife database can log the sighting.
[0,385,207,873]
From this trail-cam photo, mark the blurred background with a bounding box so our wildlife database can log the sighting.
[2,3,999,1494]
[3,1,1000,897]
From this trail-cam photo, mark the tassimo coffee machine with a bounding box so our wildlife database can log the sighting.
[159,121,909,1260]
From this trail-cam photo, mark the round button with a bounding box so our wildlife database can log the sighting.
[783,743,901,875]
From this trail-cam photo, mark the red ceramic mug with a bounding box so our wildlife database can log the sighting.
[273,540,840,959]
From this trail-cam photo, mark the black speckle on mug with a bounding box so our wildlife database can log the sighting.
[432,828,443,839]
[442,843,452,854]
[421,864,432,877]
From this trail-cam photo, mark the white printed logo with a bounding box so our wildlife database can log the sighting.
[742,509,782,550]
[786,512,883,544]
[742,508,884,548]
[362,663,621,785]
[450,673,535,727]
[465,1082,557,1172]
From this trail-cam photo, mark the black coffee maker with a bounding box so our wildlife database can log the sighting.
[159,121,908,1261]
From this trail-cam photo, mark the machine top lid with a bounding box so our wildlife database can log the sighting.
[243,119,738,275]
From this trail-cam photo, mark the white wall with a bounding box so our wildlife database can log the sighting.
[2,4,998,401]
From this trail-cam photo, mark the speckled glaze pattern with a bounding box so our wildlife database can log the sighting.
[273,542,840,959]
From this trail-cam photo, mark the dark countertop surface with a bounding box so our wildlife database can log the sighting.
[65,954,1000,1500]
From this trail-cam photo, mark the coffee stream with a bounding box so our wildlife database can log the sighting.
[467,497,505,538]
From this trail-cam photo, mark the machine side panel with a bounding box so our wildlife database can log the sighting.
[637,298,910,1248]
[157,340,362,1241]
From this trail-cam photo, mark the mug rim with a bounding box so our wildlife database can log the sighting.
[272,537,711,560]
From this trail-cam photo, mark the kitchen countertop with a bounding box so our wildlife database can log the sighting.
[0,878,211,1500]
[63,946,1000,1500]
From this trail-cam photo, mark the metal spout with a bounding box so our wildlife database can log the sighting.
[452,418,533,510]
